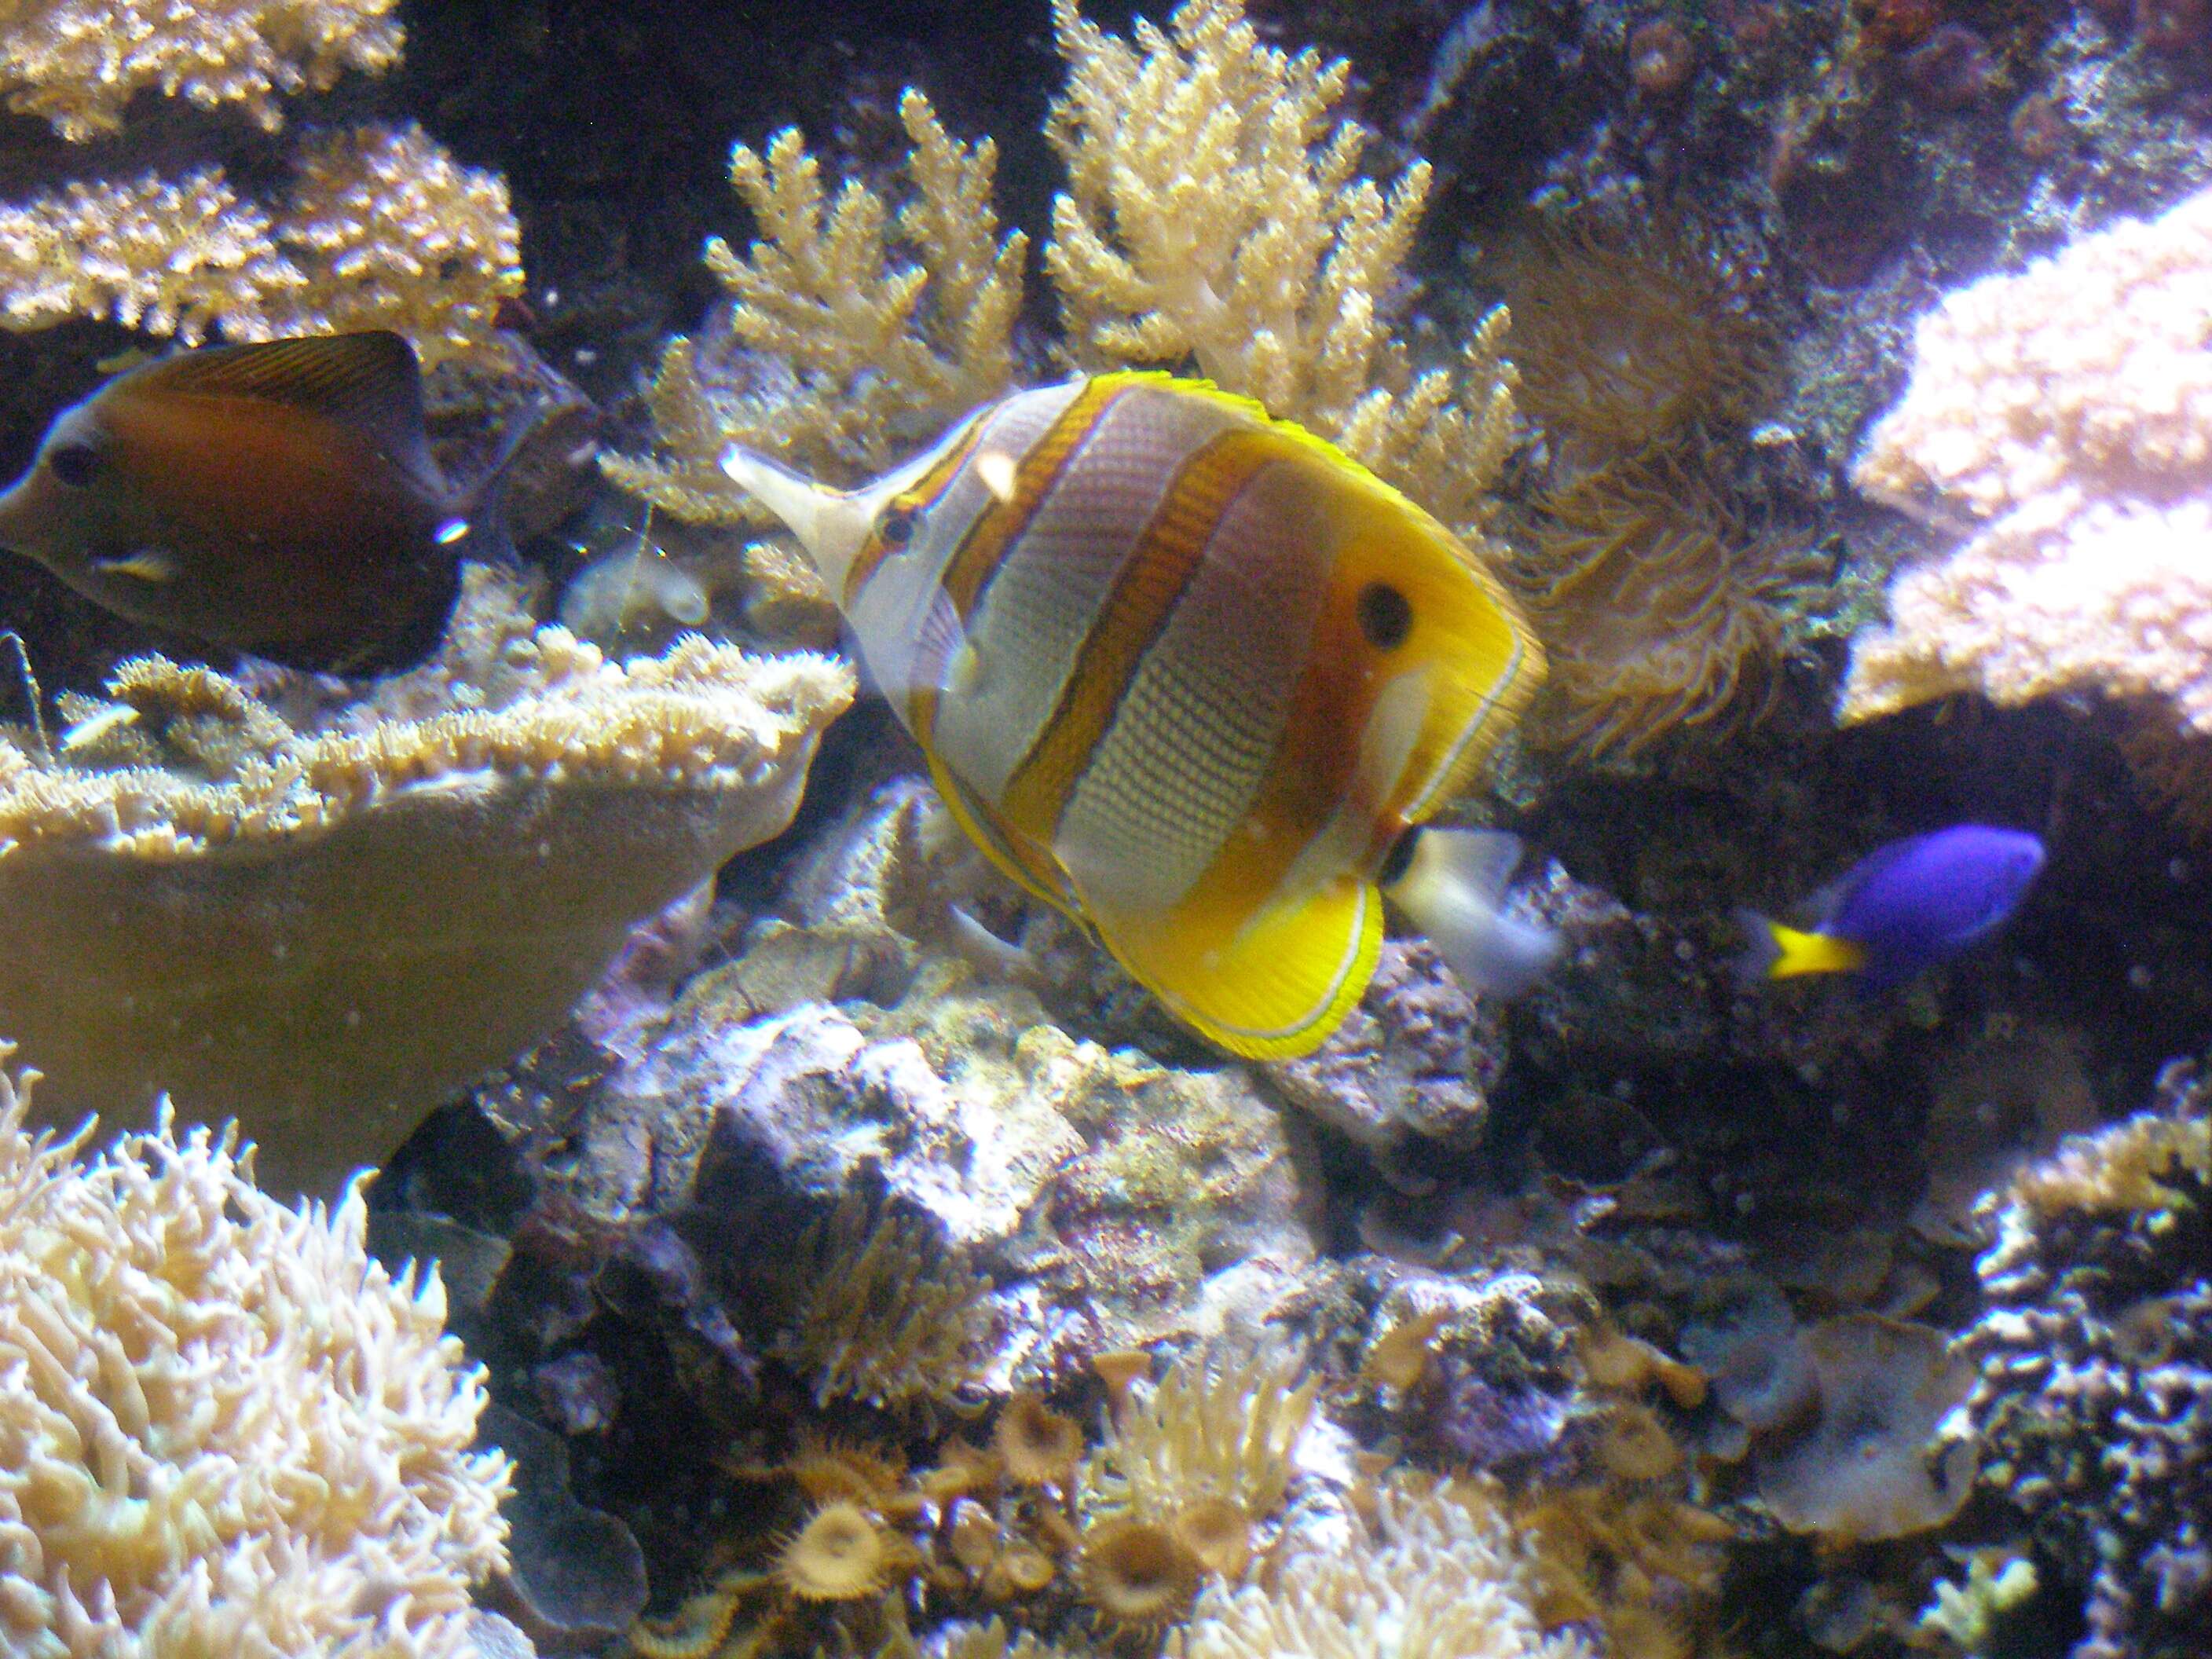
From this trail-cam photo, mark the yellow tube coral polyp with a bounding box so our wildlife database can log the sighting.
[0,616,851,1197]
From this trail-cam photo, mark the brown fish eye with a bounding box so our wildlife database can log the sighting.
[47,441,98,489]
[1357,581,1412,649]
[879,504,917,547]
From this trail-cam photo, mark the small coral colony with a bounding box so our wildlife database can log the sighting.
[1,0,2210,1657]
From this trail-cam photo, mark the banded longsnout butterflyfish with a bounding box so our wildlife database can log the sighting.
[724,372,1560,1059]
[0,331,526,676]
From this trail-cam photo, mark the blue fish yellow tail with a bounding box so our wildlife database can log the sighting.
[1733,907,1868,983]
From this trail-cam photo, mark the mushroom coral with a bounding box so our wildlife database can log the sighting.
[0,576,851,1195]
[1751,1313,1976,1543]
[0,1058,509,1658]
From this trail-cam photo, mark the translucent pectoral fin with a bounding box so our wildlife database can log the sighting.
[1083,875,1382,1062]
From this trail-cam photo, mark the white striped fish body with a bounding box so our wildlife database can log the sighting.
[724,373,1544,1059]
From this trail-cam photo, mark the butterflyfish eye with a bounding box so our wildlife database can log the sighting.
[879,504,917,548]
[46,441,99,489]
[1357,581,1413,649]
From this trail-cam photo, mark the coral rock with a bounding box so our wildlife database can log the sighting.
[1264,938,1504,1166]
[1962,1058,2212,1659]
[2,575,850,1195]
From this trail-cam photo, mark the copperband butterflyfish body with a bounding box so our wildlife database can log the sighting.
[724,372,1558,1060]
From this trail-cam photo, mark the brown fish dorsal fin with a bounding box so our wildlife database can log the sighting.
[122,333,436,474]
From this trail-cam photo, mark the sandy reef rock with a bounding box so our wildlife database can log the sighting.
[542,777,1319,1376]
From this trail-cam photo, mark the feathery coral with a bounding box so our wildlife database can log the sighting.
[1841,182,2212,736]
[1502,222,1774,465]
[0,1060,508,1657]
[1170,1476,1585,1659]
[1511,441,1811,757]
[777,1185,993,1412]
[1085,1336,1317,1530]
[0,0,401,141]
[1046,0,1517,536]
[0,572,850,1195]
[602,89,1025,525]
[0,123,523,361]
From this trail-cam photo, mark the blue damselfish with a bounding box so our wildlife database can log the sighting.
[1735,824,2045,987]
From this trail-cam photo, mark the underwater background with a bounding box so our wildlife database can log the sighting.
[0,2,2207,1657]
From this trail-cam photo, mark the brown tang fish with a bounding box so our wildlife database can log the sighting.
[725,372,1561,1060]
[0,331,497,675]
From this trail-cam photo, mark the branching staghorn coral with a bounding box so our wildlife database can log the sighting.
[1510,441,1815,757]
[1046,0,1517,537]
[602,89,1026,526]
[0,0,402,141]
[777,1184,994,1412]
[0,570,851,1196]
[0,123,524,361]
[1842,182,2212,738]
[1169,1475,1588,1659]
[0,1059,509,1658]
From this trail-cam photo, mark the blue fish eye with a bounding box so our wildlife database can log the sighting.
[879,504,917,548]
[47,441,98,489]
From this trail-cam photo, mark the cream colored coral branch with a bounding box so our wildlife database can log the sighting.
[0,123,522,361]
[0,0,403,141]
[1044,0,1518,539]
[604,89,1027,525]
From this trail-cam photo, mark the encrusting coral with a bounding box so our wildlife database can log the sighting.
[1841,182,2212,738]
[0,0,401,140]
[602,87,1026,527]
[1961,1058,2212,1659]
[0,1056,510,1658]
[0,571,851,1196]
[0,123,525,361]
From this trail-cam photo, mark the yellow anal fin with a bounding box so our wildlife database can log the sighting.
[1766,921,1867,980]
[1086,875,1382,1061]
